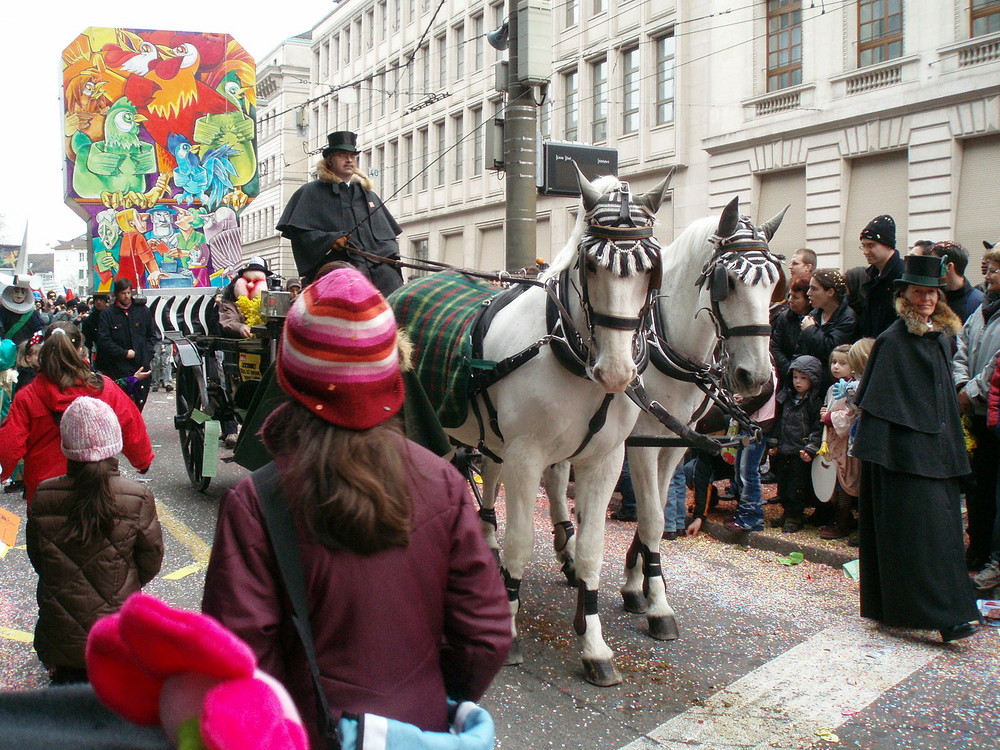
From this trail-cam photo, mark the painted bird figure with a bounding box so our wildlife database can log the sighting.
[167,132,238,211]
[71,96,156,204]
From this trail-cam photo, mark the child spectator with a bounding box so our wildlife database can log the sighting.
[769,354,824,533]
[725,366,778,533]
[25,396,163,684]
[14,333,42,396]
[817,340,872,539]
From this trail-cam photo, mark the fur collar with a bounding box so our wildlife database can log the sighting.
[315,158,373,190]
[894,295,962,336]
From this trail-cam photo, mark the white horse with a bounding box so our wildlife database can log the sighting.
[538,197,784,641]
[392,168,672,686]
[619,197,785,640]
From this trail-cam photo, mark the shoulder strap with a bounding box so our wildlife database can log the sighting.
[6,310,35,340]
[252,463,341,750]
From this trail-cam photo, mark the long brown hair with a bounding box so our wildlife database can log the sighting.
[40,322,103,392]
[262,401,412,555]
[65,458,120,545]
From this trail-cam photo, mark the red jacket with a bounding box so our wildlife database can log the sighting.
[0,373,154,503]
[202,440,511,747]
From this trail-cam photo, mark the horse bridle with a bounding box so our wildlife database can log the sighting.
[569,182,662,362]
[697,238,781,341]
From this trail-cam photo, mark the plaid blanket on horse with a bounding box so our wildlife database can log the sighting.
[389,271,500,428]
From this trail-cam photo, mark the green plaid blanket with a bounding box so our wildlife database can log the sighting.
[389,271,500,428]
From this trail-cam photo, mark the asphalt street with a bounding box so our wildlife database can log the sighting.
[1,393,997,749]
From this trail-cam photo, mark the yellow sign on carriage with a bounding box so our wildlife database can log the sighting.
[238,351,261,382]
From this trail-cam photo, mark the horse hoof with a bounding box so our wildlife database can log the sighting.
[504,639,524,666]
[648,615,679,641]
[622,591,647,614]
[582,659,622,687]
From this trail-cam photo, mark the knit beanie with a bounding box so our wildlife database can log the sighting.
[61,396,123,462]
[276,267,404,430]
[859,214,896,249]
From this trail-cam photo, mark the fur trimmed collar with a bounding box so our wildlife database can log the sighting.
[316,158,374,190]
[894,295,962,336]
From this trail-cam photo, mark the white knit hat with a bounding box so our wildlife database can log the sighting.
[61,397,123,462]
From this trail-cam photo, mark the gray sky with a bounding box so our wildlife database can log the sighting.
[0,1,334,250]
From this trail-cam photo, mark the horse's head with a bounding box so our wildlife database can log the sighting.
[544,167,673,393]
[695,196,787,395]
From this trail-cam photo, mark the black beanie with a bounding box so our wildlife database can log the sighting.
[860,214,896,249]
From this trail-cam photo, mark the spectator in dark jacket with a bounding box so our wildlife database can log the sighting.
[857,215,905,338]
[770,274,812,390]
[768,354,824,533]
[80,293,109,362]
[95,279,157,411]
[927,241,984,324]
[800,268,858,388]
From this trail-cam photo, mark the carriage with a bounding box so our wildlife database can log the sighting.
[144,286,290,490]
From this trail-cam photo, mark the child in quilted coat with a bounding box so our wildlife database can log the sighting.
[26,396,162,684]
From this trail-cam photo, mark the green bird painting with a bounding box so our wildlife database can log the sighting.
[71,96,156,201]
[191,71,258,204]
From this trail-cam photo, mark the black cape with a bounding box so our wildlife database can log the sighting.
[276,178,403,294]
[854,317,977,630]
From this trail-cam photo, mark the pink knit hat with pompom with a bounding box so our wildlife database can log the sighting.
[276,268,404,430]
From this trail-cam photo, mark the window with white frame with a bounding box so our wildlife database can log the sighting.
[858,0,903,67]
[419,127,429,191]
[437,34,448,87]
[622,46,640,134]
[564,69,578,141]
[566,0,578,27]
[454,113,464,180]
[473,106,483,173]
[591,57,607,143]
[404,134,413,193]
[421,43,430,92]
[766,0,802,91]
[409,238,429,278]
[435,120,446,186]
[474,14,485,70]
[655,35,675,124]
[455,24,465,79]
[972,0,1000,35]
[366,9,375,49]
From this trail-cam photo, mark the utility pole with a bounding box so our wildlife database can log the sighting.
[503,0,547,272]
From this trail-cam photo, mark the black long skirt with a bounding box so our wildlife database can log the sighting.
[858,461,979,630]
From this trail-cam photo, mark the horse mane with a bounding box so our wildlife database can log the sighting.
[661,215,717,273]
[540,176,623,282]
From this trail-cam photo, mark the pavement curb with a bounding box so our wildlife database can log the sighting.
[702,519,857,570]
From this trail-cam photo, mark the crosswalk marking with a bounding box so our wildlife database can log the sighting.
[618,623,940,749]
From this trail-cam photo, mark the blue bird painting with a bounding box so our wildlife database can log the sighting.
[167,132,238,211]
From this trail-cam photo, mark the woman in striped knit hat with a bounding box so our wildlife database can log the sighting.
[202,267,511,748]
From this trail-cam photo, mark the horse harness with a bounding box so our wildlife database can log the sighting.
[627,229,783,452]
[465,183,663,463]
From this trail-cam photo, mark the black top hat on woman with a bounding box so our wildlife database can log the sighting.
[322,131,360,157]
[893,253,947,290]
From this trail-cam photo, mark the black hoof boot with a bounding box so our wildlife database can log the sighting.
[622,591,647,614]
[504,639,524,666]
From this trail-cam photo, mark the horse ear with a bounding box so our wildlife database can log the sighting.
[716,196,741,238]
[574,161,604,213]
[760,204,790,241]
[634,167,675,215]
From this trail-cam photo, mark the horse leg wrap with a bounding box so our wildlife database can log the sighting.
[573,585,599,636]
[552,520,575,552]
[501,568,521,603]
[479,507,498,531]
[641,545,662,599]
[624,532,641,571]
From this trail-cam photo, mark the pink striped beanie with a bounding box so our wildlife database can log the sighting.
[276,268,404,429]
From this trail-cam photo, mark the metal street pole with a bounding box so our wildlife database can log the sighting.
[504,0,537,272]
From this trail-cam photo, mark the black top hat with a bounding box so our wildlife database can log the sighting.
[240,256,274,277]
[322,131,360,157]
[893,253,947,289]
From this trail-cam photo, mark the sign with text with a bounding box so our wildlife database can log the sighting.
[540,142,619,196]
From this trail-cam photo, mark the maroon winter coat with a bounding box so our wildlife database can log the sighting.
[202,439,511,747]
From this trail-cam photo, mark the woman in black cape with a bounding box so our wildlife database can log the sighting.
[852,254,981,642]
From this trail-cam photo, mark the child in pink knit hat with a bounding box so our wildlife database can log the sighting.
[26,396,163,685]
